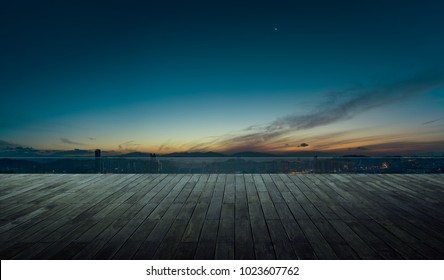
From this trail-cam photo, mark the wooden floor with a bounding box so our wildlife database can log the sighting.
[0,174,443,260]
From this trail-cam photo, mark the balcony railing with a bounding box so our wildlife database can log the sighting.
[1,156,443,174]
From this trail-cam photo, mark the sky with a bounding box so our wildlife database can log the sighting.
[1,0,444,155]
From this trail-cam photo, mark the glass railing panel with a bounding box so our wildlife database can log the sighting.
[1,157,443,174]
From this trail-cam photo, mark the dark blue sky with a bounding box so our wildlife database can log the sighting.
[1,0,444,154]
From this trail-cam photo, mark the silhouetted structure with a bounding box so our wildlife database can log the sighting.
[95,149,101,158]
[95,149,102,173]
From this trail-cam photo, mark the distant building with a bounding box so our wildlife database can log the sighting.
[95,149,101,158]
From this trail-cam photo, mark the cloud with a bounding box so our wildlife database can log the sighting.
[0,141,41,156]
[339,141,444,155]
[298,143,309,147]
[211,69,444,152]
[88,137,95,141]
[422,117,444,125]
[118,140,140,151]
[51,149,92,156]
[268,69,444,131]
[0,139,20,148]
[158,141,174,152]
[60,138,85,146]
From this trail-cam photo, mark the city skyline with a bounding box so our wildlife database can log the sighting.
[1,1,444,155]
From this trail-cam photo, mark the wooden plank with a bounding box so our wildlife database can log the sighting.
[280,192,310,220]
[250,218,274,259]
[205,188,224,220]
[303,175,356,221]
[174,242,198,259]
[329,220,380,259]
[217,219,234,244]
[255,176,279,220]
[111,219,158,259]
[246,178,273,259]
[131,241,159,260]
[176,202,196,220]
[279,174,311,204]
[266,219,297,259]
[198,174,217,203]
[194,242,215,259]
[124,174,165,204]
[51,241,89,259]
[345,220,404,259]
[215,242,234,260]
[194,219,218,259]
[0,204,72,242]
[261,202,280,220]
[254,242,276,260]
[216,219,234,259]
[0,174,74,203]
[235,174,246,192]
[291,242,318,260]
[137,174,178,204]
[297,219,338,259]
[244,174,259,204]
[235,241,255,260]
[361,220,426,259]
[309,219,359,259]
[269,174,291,193]
[299,202,325,221]
[149,174,204,260]
[147,175,185,219]
[0,242,38,259]
[337,175,444,259]
[152,219,189,259]
[235,183,248,219]
[220,203,234,220]
[224,174,235,197]
[10,242,54,260]
[32,219,100,259]
[261,174,284,203]
[93,216,154,259]
[181,202,209,242]
[131,216,175,260]
[22,218,73,244]
[234,219,254,259]
[173,174,199,203]
[186,174,208,203]
[252,174,267,191]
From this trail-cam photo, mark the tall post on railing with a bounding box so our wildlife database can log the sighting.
[313,155,318,174]
[95,149,102,173]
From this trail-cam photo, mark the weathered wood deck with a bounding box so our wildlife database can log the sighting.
[0,174,443,260]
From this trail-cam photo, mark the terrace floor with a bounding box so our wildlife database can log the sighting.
[0,173,444,260]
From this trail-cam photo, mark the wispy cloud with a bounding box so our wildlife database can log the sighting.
[118,140,140,152]
[0,139,21,148]
[422,117,444,125]
[269,69,444,131]
[60,138,85,146]
[209,69,444,152]
[338,141,444,155]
